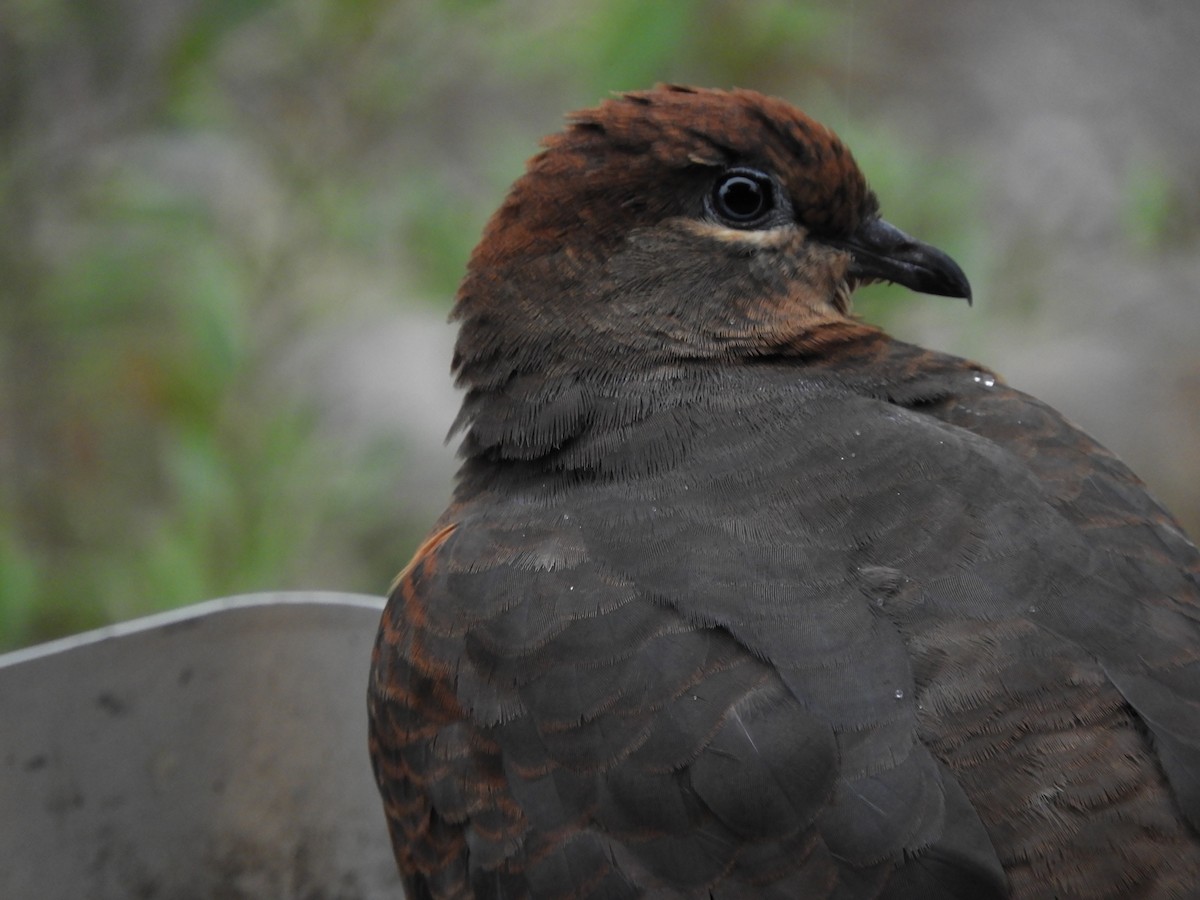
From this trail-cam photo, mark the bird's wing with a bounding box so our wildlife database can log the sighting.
[370,353,1200,898]
[844,344,1200,892]
[369,504,1008,899]
[926,367,1200,831]
[370,387,1024,897]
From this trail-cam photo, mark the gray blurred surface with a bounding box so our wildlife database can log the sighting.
[0,592,403,899]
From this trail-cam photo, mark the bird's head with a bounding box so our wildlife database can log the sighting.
[452,85,970,389]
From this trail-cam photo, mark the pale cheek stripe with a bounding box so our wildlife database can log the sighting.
[681,221,801,248]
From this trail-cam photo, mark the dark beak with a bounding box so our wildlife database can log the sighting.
[831,217,972,304]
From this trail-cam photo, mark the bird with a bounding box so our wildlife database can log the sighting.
[367,85,1200,899]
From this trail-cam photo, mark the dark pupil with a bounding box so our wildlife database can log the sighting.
[717,175,768,221]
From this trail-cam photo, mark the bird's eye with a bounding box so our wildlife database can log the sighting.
[709,168,776,227]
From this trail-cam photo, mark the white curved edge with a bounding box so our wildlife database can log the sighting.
[0,591,387,670]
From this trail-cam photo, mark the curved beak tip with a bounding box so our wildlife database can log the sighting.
[838,217,973,306]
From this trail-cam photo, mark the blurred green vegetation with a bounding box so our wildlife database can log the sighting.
[0,0,982,651]
[1121,159,1183,253]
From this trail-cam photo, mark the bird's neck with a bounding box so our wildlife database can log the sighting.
[450,324,929,495]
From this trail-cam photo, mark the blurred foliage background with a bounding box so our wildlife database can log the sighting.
[1,0,1198,650]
